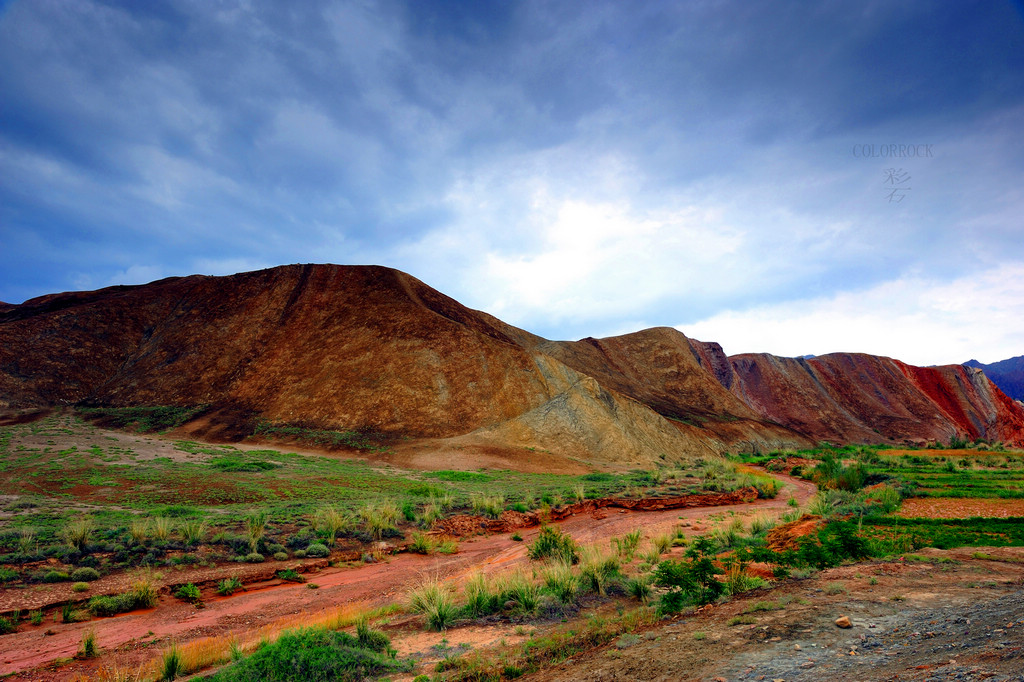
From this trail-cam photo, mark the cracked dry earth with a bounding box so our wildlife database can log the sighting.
[534,547,1024,682]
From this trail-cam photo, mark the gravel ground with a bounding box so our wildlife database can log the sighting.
[723,589,1024,681]
[536,549,1024,682]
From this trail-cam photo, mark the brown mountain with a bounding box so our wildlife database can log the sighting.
[1,264,1022,471]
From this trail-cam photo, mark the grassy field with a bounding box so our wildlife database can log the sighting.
[735,440,1024,552]
[0,410,771,577]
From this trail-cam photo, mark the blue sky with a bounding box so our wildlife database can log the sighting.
[2,1,1023,366]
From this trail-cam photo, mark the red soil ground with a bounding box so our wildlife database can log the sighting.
[0,474,814,680]
[896,497,1024,519]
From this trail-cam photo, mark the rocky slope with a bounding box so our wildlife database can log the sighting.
[965,356,1024,401]
[724,352,1024,447]
[2,264,1022,469]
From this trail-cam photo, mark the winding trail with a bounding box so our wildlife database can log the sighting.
[0,471,814,679]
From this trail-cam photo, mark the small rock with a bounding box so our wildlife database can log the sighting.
[835,616,853,629]
[794,644,801,650]
[800,661,816,669]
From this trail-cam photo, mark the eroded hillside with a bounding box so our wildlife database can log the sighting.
[2,264,1022,468]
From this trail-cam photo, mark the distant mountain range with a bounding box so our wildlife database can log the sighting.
[2,264,1023,472]
[964,356,1024,401]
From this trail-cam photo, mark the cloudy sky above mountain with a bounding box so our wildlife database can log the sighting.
[2,0,1023,366]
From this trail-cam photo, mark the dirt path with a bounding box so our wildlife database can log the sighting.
[0,474,813,679]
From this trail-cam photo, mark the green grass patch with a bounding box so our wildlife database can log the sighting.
[205,626,411,681]
[75,405,207,432]
[253,422,386,452]
[862,516,1024,551]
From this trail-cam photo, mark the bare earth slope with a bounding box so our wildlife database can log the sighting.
[2,264,1023,462]
[0,265,751,467]
[726,352,1024,446]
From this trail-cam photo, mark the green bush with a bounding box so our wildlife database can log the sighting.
[527,526,579,564]
[174,583,202,603]
[205,627,411,681]
[72,582,90,593]
[305,543,330,558]
[245,552,265,563]
[161,643,181,681]
[273,551,288,561]
[89,579,158,617]
[462,573,501,617]
[217,577,243,596]
[43,570,71,583]
[0,616,15,634]
[409,581,457,631]
[408,532,435,555]
[276,569,305,583]
[0,567,19,583]
[653,536,724,610]
[71,567,100,582]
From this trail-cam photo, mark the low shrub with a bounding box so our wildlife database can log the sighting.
[305,543,330,558]
[625,575,652,603]
[71,567,100,582]
[462,573,501,617]
[276,569,305,583]
[273,551,288,561]
[245,552,265,563]
[499,570,540,613]
[72,582,90,593]
[578,545,621,596]
[654,536,724,611]
[174,583,202,603]
[408,532,435,555]
[89,578,158,617]
[409,581,457,631]
[204,627,411,681]
[217,577,243,596]
[161,643,181,681]
[528,526,579,564]
[43,570,71,583]
[470,494,505,519]
[80,629,98,658]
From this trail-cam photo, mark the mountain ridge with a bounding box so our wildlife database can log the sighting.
[2,264,1022,470]
[964,356,1024,401]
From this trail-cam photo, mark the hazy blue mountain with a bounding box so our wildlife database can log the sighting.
[965,356,1024,400]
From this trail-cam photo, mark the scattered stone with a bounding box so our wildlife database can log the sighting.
[835,616,853,628]
[793,644,801,650]
[800,661,815,669]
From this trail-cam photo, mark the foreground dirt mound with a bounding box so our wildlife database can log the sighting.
[764,514,824,552]
[539,548,1024,682]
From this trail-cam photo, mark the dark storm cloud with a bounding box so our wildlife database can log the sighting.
[0,1,1022,364]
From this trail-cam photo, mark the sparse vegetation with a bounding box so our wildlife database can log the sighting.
[203,626,411,681]
[216,576,243,596]
[528,525,579,564]
[409,580,457,631]
[175,583,202,603]
[80,629,98,658]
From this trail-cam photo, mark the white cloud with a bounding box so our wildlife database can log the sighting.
[681,263,1024,366]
